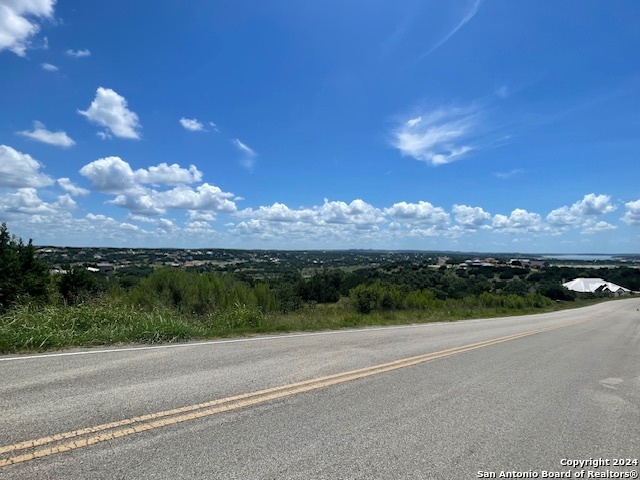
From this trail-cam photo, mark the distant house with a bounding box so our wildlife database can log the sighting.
[459,258,494,268]
[529,260,546,269]
[96,263,114,275]
[562,278,631,296]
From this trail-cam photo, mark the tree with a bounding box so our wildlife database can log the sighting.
[0,223,50,311]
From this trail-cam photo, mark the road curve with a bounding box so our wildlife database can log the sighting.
[1,299,639,479]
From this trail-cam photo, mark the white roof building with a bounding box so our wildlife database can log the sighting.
[562,278,631,295]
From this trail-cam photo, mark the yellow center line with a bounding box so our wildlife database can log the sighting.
[0,318,593,468]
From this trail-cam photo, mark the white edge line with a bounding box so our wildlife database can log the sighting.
[2,300,622,362]
[0,322,453,362]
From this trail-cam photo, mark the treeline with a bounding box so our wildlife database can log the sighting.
[2,223,639,321]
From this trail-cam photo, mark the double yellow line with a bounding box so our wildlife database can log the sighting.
[0,319,589,468]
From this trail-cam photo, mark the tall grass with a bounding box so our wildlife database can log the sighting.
[0,268,610,354]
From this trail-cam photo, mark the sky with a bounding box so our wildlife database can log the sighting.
[1,0,639,253]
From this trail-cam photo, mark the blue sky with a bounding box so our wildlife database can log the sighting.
[1,0,639,253]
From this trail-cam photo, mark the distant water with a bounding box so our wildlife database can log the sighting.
[543,254,614,261]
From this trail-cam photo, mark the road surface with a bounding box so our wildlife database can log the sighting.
[1,299,639,479]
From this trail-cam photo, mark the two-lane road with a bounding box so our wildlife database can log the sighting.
[1,299,639,479]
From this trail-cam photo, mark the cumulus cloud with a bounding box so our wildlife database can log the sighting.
[41,62,58,71]
[81,214,150,237]
[155,184,237,212]
[581,220,616,235]
[0,144,53,188]
[0,0,55,56]
[185,220,214,234]
[240,199,385,230]
[134,162,203,185]
[571,193,616,216]
[547,193,616,229]
[188,210,216,222]
[108,184,238,217]
[391,107,476,166]
[492,209,545,234]
[78,87,141,139]
[155,218,176,232]
[179,117,205,132]
[232,138,257,171]
[79,156,233,216]
[384,201,450,226]
[319,199,385,228]
[108,194,164,216]
[17,121,75,147]
[622,199,640,226]
[80,157,203,193]
[66,48,90,57]
[79,156,137,193]
[57,178,89,196]
[241,203,317,224]
[0,188,75,216]
[452,204,491,229]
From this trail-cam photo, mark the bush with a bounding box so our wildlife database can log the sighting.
[128,269,279,316]
[58,267,108,305]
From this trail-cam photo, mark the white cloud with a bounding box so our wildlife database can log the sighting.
[17,121,75,147]
[391,107,476,166]
[241,202,317,224]
[78,87,141,139]
[80,157,203,193]
[581,220,616,235]
[66,48,90,58]
[452,204,491,229]
[55,194,77,210]
[156,184,237,213]
[494,169,524,180]
[319,199,385,228]
[156,218,176,232]
[492,209,545,234]
[1,188,54,214]
[406,116,421,127]
[233,139,255,156]
[57,178,89,196]
[0,0,55,56]
[188,210,216,222]
[79,156,234,217]
[41,62,58,71]
[134,162,203,185]
[179,117,205,132]
[109,194,164,216]
[571,193,616,216]
[232,138,257,171]
[185,220,214,233]
[415,0,483,61]
[240,199,385,230]
[119,222,141,232]
[0,144,53,188]
[547,193,616,229]
[79,156,137,193]
[622,199,640,226]
[0,188,75,216]
[384,201,450,226]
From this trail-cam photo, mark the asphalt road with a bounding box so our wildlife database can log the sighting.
[1,299,639,479]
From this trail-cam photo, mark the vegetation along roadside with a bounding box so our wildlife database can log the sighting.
[1,223,637,354]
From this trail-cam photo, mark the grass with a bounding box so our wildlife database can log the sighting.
[0,296,613,354]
